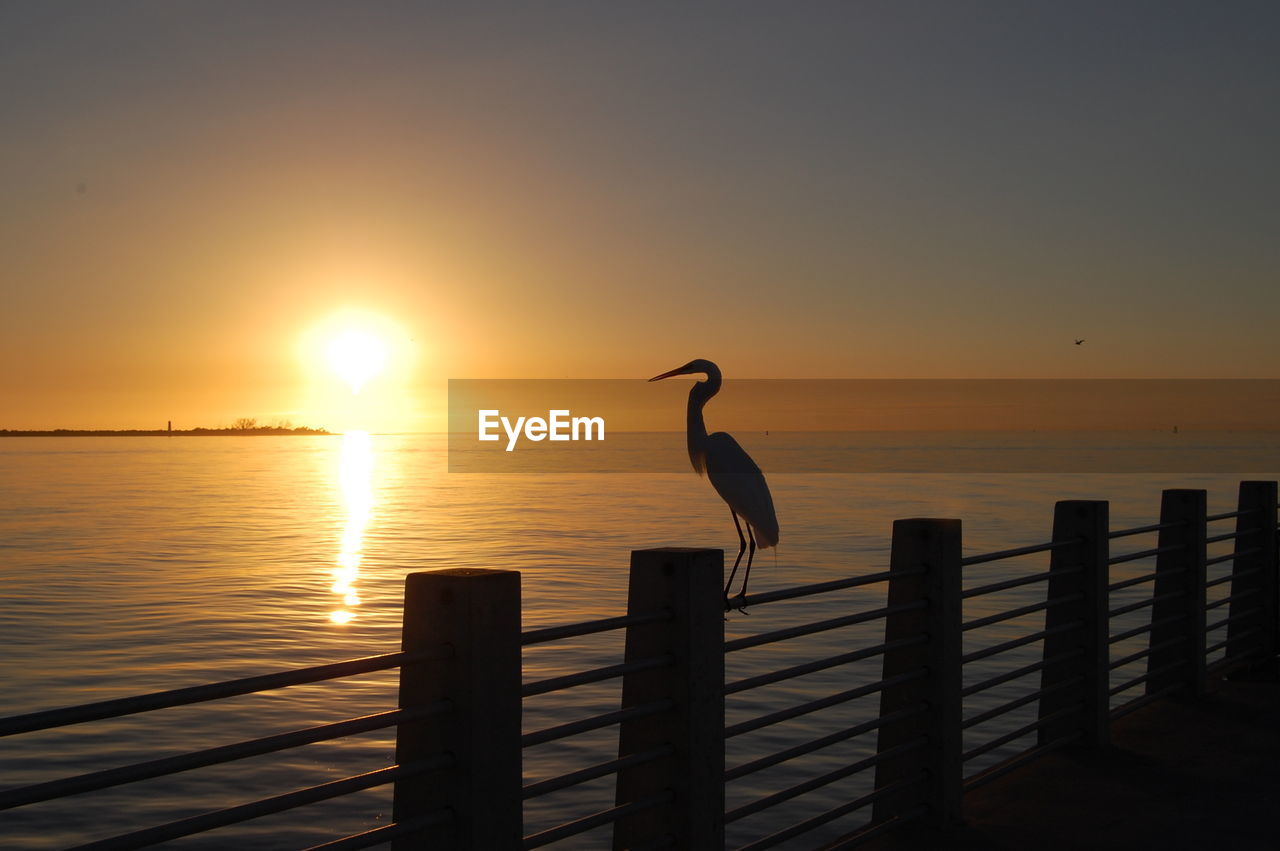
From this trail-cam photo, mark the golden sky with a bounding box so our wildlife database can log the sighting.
[2,5,1278,431]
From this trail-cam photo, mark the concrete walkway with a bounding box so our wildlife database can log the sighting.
[859,676,1280,850]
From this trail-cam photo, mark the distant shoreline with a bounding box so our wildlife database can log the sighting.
[0,427,331,437]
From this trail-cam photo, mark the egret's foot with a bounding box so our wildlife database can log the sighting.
[728,592,750,614]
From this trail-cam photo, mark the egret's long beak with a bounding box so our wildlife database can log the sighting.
[648,367,687,382]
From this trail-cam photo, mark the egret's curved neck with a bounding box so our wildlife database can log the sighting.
[686,372,720,465]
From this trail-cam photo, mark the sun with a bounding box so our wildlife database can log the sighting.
[298,308,423,432]
[326,329,387,394]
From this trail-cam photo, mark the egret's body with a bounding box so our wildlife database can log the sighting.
[650,359,778,602]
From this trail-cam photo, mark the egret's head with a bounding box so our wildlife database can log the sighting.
[648,359,720,382]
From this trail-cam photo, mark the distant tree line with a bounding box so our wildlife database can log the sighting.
[0,419,330,437]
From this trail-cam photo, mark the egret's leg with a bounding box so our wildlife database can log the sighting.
[735,525,758,603]
[724,510,747,600]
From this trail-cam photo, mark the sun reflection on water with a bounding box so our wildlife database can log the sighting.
[331,431,374,624]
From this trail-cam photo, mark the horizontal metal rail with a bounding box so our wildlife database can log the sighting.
[1205,589,1259,612]
[961,539,1075,567]
[1206,615,1233,633]
[1108,636,1183,671]
[521,655,671,698]
[724,739,927,825]
[1207,547,1261,567]
[963,567,1077,600]
[1108,589,1183,619]
[735,773,928,851]
[961,703,1082,763]
[520,610,668,646]
[1108,659,1186,697]
[1212,606,1265,633]
[1206,646,1263,675]
[724,670,927,740]
[0,702,449,810]
[1206,508,1257,522]
[304,810,454,851]
[1108,570,1159,593]
[723,601,926,654]
[1218,565,1262,584]
[522,792,672,849]
[1204,571,1236,588]
[1205,530,1245,544]
[724,636,926,696]
[522,745,673,800]
[521,699,672,748]
[962,593,1083,633]
[1206,626,1260,657]
[1109,613,1183,645]
[70,758,449,851]
[738,567,925,608]
[1110,679,1183,720]
[961,649,1083,699]
[963,731,1082,792]
[961,677,1082,730]
[961,621,1082,665]
[724,704,927,782]
[1206,605,1260,635]
[1108,543,1184,566]
[1108,520,1179,540]
[0,649,446,738]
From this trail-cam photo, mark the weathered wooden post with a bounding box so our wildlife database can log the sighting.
[1226,480,1279,673]
[1039,500,1110,747]
[873,519,963,827]
[393,569,522,850]
[1147,489,1207,697]
[613,548,724,850]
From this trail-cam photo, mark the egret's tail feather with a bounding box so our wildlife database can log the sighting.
[751,521,779,549]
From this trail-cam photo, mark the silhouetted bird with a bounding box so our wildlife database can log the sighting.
[1074,339,1085,345]
[649,359,779,605]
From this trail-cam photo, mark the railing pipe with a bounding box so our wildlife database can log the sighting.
[393,569,522,850]
[0,650,443,738]
[873,518,963,827]
[612,548,724,850]
[0,705,445,810]
[1147,490,1207,697]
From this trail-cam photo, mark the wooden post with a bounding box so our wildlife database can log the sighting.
[393,569,522,850]
[1226,480,1279,673]
[1147,489,1207,697]
[873,519,962,827]
[1039,500,1110,747]
[613,548,724,851]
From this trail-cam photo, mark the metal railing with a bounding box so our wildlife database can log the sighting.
[0,650,454,850]
[1,481,1276,849]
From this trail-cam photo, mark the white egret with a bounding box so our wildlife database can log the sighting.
[649,359,779,604]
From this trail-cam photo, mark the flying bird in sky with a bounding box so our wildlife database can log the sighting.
[1074,338,1085,345]
[649,359,779,606]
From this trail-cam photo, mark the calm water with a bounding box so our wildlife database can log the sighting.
[0,434,1273,848]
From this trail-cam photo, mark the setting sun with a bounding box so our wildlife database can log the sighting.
[326,329,387,394]
[295,309,425,433]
